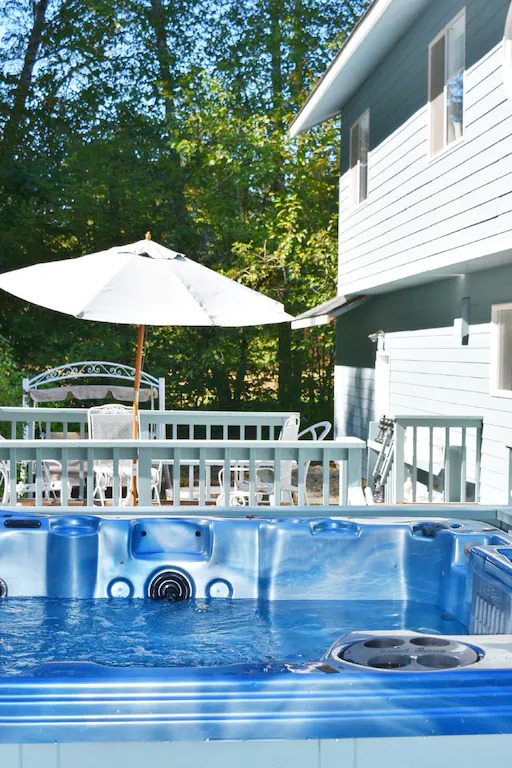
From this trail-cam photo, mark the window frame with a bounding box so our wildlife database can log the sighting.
[428,8,466,159]
[349,108,370,208]
[490,302,512,398]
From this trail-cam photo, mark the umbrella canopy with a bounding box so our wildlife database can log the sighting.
[0,238,292,326]
[0,236,292,502]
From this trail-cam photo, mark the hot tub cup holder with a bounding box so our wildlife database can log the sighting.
[409,636,451,647]
[363,637,405,649]
[334,634,482,671]
[50,517,100,537]
[412,521,461,538]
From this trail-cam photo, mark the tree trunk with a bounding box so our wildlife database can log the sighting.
[149,0,176,127]
[278,321,295,408]
[211,363,233,410]
[267,0,296,407]
[2,0,49,148]
[290,0,307,102]
[268,0,284,119]
[233,328,249,406]
[147,0,193,249]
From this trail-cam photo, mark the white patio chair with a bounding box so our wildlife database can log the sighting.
[298,421,331,442]
[0,434,69,504]
[88,404,160,506]
[216,415,301,506]
[216,418,332,506]
[297,421,332,504]
[260,418,332,504]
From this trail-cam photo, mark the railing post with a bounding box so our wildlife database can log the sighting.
[86,448,94,505]
[35,447,43,506]
[249,448,256,506]
[340,453,348,506]
[223,448,231,506]
[274,447,282,506]
[198,449,206,506]
[61,448,69,506]
[112,448,120,505]
[296,454,305,505]
[347,446,363,504]
[393,421,406,503]
[138,446,153,506]
[461,427,467,503]
[322,447,330,505]
[475,425,482,503]
[173,448,181,507]
[9,447,17,505]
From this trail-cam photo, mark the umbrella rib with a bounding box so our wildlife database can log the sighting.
[78,253,215,325]
[0,239,290,327]
[166,259,216,325]
[74,254,137,319]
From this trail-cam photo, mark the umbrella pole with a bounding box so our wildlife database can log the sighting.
[131,324,145,504]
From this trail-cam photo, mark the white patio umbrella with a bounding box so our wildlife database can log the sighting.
[0,233,292,492]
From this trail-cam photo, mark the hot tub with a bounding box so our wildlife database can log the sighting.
[1,510,512,767]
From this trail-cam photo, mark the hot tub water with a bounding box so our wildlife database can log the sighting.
[0,596,467,675]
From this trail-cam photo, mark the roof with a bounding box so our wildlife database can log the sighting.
[291,295,368,330]
[289,0,430,137]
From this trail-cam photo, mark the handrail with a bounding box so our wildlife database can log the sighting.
[0,437,365,508]
[0,407,300,439]
[138,410,301,439]
[394,416,483,428]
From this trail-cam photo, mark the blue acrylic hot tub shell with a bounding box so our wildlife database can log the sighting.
[1,509,512,743]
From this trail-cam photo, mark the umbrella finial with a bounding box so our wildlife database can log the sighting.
[145,230,152,240]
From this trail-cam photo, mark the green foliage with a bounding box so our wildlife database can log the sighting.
[0,334,22,406]
[0,0,369,424]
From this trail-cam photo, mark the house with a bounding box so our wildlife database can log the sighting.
[291,0,512,504]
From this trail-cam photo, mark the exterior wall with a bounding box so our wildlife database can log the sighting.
[337,0,512,296]
[3,735,512,768]
[334,278,456,441]
[335,262,512,505]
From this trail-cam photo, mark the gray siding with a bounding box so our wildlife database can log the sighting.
[334,363,374,441]
[335,263,512,504]
[337,0,512,296]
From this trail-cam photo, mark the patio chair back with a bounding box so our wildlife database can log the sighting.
[88,404,134,503]
[298,421,331,442]
[298,420,332,504]
[87,404,161,506]
[277,414,300,491]
[88,404,135,440]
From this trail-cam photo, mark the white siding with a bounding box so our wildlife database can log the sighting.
[337,0,512,296]
[385,323,511,504]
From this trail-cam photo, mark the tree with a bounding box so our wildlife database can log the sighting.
[0,0,370,422]
[1,0,50,150]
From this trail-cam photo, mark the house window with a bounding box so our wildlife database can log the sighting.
[429,10,465,157]
[491,303,512,396]
[349,109,369,206]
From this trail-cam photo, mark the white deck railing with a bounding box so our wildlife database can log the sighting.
[0,438,365,508]
[1,406,299,440]
[0,407,302,502]
[368,415,483,503]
